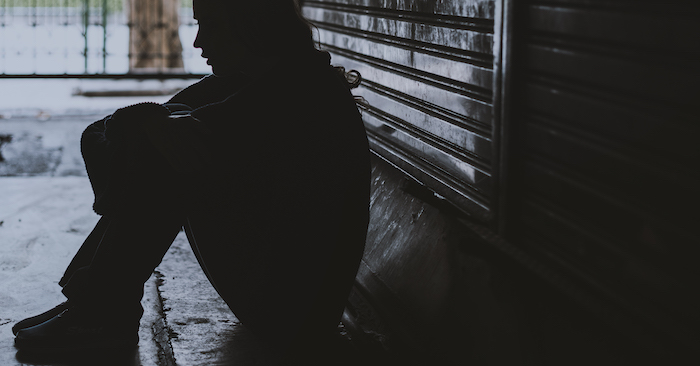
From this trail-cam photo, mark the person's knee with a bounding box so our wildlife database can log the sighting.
[80,119,109,156]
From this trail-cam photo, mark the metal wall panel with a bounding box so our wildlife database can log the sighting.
[302,0,498,222]
[302,0,700,355]
[507,0,700,348]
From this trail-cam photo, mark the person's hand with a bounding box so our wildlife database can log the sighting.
[104,102,171,143]
[163,102,193,115]
[142,114,214,173]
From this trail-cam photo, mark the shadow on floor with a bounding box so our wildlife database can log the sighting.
[16,346,140,366]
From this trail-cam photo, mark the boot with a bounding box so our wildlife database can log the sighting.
[14,304,139,352]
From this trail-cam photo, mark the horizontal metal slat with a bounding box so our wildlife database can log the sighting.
[361,79,491,135]
[304,0,494,32]
[527,4,700,54]
[327,51,494,123]
[517,197,625,273]
[367,131,492,221]
[303,5,494,58]
[518,157,697,257]
[314,25,494,89]
[356,82,492,162]
[520,117,699,225]
[304,0,496,19]
[363,110,493,197]
[515,202,699,325]
[520,80,699,166]
[523,41,698,105]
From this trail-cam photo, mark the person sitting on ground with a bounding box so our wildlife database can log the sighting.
[12,0,370,359]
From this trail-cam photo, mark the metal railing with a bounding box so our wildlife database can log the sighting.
[0,0,206,77]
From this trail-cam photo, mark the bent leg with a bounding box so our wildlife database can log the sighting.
[52,119,116,287]
[60,210,183,314]
[81,118,121,215]
[58,216,110,287]
[56,118,123,287]
[15,112,185,351]
[61,124,185,317]
[184,171,368,352]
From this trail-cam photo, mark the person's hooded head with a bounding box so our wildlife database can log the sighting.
[192,0,317,76]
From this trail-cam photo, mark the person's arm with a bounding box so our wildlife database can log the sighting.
[101,101,211,173]
[141,113,214,174]
[103,102,170,143]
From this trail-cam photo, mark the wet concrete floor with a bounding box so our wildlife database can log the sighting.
[0,113,299,365]
[0,176,157,365]
[0,176,302,366]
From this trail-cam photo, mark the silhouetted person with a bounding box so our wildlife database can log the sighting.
[13,0,369,360]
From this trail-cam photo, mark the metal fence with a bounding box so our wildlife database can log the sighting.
[0,0,206,76]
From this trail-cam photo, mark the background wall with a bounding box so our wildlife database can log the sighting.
[302,0,700,363]
[506,0,700,354]
[303,0,502,224]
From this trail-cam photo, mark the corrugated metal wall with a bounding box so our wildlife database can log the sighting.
[302,0,501,224]
[507,0,700,348]
[303,0,700,354]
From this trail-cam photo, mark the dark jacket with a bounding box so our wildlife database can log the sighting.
[80,50,371,342]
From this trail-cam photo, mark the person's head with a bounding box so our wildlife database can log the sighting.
[192,0,316,77]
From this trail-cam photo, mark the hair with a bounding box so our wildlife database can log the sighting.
[229,1,315,57]
[210,0,362,90]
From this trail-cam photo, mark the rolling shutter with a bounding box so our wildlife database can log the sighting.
[302,0,501,224]
[507,0,700,348]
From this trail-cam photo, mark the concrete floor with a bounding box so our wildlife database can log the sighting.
[0,176,158,365]
[0,109,294,365]
[0,175,303,366]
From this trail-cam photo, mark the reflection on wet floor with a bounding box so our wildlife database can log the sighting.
[15,347,141,366]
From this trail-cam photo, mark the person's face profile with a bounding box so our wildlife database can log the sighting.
[192,2,256,77]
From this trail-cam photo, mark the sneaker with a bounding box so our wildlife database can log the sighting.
[14,307,139,352]
[12,301,70,335]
